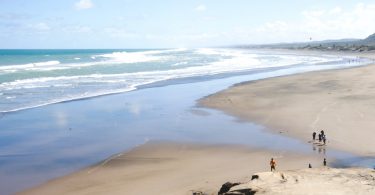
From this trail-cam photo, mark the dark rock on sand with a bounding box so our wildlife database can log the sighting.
[251,175,259,180]
[218,182,241,195]
[222,188,256,195]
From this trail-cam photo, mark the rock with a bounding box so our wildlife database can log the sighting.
[218,182,240,195]
[223,188,256,195]
[251,175,259,180]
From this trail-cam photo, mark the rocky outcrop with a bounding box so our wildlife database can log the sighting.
[218,182,241,195]
[217,168,375,195]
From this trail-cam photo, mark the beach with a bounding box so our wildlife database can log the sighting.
[1,49,372,194]
[3,1,375,194]
[201,52,375,156]
[20,142,322,195]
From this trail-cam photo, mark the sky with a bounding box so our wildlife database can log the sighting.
[1,0,375,48]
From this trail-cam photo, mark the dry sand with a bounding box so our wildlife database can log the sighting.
[200,53,375,156]
[226,167,375,195]
[19,142,321,195]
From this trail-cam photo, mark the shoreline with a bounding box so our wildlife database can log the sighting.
[11,50,374,194]
[200,51,375,156]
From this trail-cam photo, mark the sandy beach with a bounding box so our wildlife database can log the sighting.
[201,52,375,156]
[4,0,375,194]
[19,142,322,195]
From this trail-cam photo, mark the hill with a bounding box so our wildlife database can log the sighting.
[236,33,375,52]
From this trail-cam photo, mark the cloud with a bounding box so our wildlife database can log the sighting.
[0,13,32,20]
[299,3,375,39]
[104,27,140,38]
[63,25,92,33]
[28,22,50,31]
[75,0,94,10]
[250,3,375,43]
[195,4,206,12]
[256,21,288,33]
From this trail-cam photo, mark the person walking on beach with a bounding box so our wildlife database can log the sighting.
[321,130,325,136]
[323,135,327,145]
[270,158,276,172]
[309,163,312,168]
[323,158,327,166]
[312,132,316,140]
[318,133,322,142]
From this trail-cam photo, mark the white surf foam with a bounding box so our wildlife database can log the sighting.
[1,48,364,113]
[0,61,61,72]
[0,49,181,73]
[93,49,183,64]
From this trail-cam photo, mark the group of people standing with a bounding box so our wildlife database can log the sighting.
[312,130,327,144]
[269,130,329,172]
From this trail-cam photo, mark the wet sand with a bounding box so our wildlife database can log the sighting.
[19,142,322,195]
[201,53,375,156]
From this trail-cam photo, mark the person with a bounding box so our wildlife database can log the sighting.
[321,130,325,136]
[309,163,312,168]
[312,132,316,140]
[318,133,322,142]
[270,158,276,172]
[323,158,327,166]
[323,135,326,144]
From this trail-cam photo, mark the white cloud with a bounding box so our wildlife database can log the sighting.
[329,7,342,15]
[195,4,206,12]
[299,3,375,39]
[28,22,50,31]
[63,25,92,33]
[249,3,375,43]
[104,27,140,38]
[75,0,94,10]
[256,21,288,33]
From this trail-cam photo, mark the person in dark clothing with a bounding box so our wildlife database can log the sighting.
[318,134,322,142]
[312,132,316,140]
[309,163,312,168]
[323,158,327,166]
[321,130,325,136]
[323,135,326,144]
[270,158,276,172]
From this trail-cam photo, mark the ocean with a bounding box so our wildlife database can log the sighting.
[0,48,361,113]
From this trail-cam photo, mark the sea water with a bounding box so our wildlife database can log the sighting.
[0,48,363,113]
